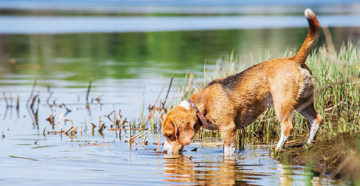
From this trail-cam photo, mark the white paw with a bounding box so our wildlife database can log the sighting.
[224,146,236,156]
[306,121,319,145]
[275,132,288,151]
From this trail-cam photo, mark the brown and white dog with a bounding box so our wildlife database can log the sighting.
[162,9,323,155]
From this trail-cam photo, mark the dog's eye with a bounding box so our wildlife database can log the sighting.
[166,134,172,139]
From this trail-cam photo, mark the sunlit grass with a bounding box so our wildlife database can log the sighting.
[176,40,360,144]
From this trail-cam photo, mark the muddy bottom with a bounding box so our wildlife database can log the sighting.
[275,133,360,181]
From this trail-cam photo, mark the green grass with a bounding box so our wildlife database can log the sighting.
[174,40,360,144]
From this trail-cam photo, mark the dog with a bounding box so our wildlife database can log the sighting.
[162,9,323,155]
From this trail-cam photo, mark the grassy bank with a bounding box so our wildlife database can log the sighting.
[173,40,360,145]
[164,39,360,180]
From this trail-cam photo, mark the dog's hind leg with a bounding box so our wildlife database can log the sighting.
[273,99,295,151]
[275,111,293,151]
[296,103,323,145]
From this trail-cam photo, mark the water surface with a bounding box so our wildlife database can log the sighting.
[0,134,337,185]
[1,15,360,34]
[0,3,359,185]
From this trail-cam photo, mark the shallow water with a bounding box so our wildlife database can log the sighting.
[0,133,339,185]
[0,2,359,185]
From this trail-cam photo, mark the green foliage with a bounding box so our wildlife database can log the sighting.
[179,41,360,143]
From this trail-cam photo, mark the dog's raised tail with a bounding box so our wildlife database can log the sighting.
[293,9,320,64]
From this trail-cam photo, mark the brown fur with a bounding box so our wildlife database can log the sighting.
[162,9,322,154]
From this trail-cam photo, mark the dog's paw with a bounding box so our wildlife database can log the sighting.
[304,143,314,151]
[270,147,281,158]
[223,145,236,156]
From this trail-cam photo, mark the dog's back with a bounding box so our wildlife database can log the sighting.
[163,9,322,155]
[203,9,319,128]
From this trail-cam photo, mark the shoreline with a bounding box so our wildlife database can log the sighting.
[174,40,360,181]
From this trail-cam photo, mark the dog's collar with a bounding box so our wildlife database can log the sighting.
[187,99,210,129]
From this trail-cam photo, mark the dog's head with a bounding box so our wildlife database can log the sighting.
[162,102,200,154]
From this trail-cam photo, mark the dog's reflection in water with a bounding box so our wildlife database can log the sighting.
[162,155,261,185]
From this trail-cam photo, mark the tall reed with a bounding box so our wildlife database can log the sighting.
[176,41,360,143]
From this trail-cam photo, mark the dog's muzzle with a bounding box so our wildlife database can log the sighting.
[163,140,172,154]
[163,140,183,154]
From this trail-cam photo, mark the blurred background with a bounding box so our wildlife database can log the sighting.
[0,1,360,185]
[0,0,359,118]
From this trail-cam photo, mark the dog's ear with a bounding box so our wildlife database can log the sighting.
[163,119,178,141]
[177,120,197,146]
[171,121,179,139]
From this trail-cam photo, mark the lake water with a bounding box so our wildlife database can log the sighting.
[0,1,359,185]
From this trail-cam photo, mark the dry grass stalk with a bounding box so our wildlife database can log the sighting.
[46,91,53,107]
[91,123,96,136]
[106,110,115,122]
[64,126,74,135]
[161,75,174,110]
[128,121,132,148]
[157,134,161,152]
[29,93,40,126]
[71,127,78,136]
[64,118,73,125]
[85,79,92,110]
[3,92,9,108]
[60,103,71,115]
[97,116,101,127]
[130,130,148,142]
[142,134,147,145]
[107,127,145,131]
[118,110,122,140]
[26,80,36,106]
[16,95,19,113]
[98,123,105,136]
[46,114,55,129]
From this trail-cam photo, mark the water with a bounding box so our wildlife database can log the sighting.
[0,1,359,185]
[1,15,360,34]
[0,135,328,185]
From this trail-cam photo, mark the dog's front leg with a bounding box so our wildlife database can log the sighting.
[219,122,236,156]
